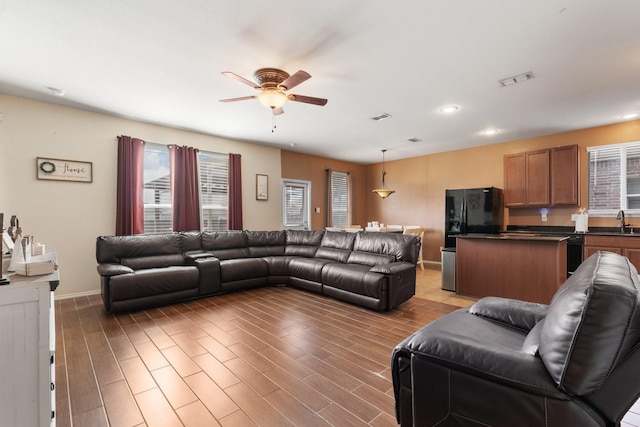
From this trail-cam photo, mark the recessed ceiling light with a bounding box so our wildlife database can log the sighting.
[483,129,499,136]
[621,112,640,120]
[440,105,458,113]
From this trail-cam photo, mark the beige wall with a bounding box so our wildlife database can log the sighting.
[0,95,282,297]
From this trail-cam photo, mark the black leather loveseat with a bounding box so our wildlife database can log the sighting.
[96,229,419,313]
[391,251,640,426]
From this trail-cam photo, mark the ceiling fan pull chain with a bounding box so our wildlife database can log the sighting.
[272,114,277,132]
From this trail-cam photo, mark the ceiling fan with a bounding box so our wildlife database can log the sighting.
[220,68,328,115]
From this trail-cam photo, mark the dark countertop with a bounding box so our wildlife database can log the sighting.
[505,225,640,237]
[458,233,568,242]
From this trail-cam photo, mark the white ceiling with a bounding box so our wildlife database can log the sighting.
[1,1,640,164]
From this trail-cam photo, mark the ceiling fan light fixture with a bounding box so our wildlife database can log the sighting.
[372,149,395,199]
[257,89,288,109]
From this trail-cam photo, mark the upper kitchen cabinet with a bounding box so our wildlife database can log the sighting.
[504,145,579,207]
[550,144,579,205]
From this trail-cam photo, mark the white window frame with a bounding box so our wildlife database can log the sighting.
[329,170,351,227]
[587,140,640,217]
[282,179,311,230]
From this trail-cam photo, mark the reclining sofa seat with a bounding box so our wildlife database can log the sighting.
[96,233,201,312]
[96,229,419,313]
[391,251,640,427]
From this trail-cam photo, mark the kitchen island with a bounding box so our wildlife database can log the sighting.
[456,234,568,304]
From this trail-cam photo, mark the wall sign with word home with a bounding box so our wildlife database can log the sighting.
[36,157,93,183]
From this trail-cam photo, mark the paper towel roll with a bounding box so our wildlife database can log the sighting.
[575,214,588,233]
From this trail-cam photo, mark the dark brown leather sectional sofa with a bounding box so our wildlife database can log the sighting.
[96,229,419,313]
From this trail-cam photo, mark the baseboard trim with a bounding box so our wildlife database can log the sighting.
[423,260,441,269]
[55,289,101,300]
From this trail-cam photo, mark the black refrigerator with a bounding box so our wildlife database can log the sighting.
[444,187,503,248]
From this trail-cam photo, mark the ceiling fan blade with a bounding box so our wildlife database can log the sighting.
[219,95,256,103]
[279,70,311,90]
[221,71,260,89]
[289,94,328,106]
[272,107,285,116]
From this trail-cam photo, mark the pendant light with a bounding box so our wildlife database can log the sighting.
[372,149,395,199]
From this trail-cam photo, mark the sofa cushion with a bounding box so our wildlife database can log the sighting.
[540,251,640,395]
[354,232,418,263]
[347,251,394,266]
[121,254,185,270]
[246,230,286,257]
[108,266,199,302]
[285,230,323,257]
[289,257,336,282]
[315,231,355,262]
[322,263,386,299]
[180,231,202,253]
[201,231,250,260]
[220,258,268,283]
[96,234,182,264]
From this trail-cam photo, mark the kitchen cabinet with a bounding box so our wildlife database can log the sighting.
[584,235,640,270]
[504,145,579,207]
[457,234,567,304]
[551,145,579,205]
[504,153,526,207]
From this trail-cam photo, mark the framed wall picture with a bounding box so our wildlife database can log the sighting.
[256,174,268,200]
[36,157,93,183]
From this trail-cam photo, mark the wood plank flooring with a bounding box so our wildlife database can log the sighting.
[54,267,640,426]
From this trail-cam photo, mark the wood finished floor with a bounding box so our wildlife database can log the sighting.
[55,267,640,426]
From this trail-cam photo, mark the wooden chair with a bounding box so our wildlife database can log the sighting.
[403,227,425,270]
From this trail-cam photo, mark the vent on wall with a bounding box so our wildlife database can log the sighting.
[371,113,392,121]
[499,71,534,87]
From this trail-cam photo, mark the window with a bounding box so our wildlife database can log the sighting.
[143,142,229,233]
[199,151,228,232]
[143,143,172,233]
[588,141,640,215]
[329,170,351,227]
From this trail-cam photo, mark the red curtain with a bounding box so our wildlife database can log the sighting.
[228,153,243,230]
[115,135,145,235]
[169,145,201,232]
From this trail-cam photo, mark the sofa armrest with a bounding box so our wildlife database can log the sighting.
[370,262,416,311]
[392,322,563,399]
[469,296,548,332]
[185,254,221,295]
[369,261,415,274]
[97,263,133,277]
[185,252,216,261]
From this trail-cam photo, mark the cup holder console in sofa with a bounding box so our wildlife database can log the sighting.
[96,229,420,313]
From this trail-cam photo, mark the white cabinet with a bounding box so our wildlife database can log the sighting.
[0,255,57,426]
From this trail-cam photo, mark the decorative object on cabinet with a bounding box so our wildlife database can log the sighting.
[256,174,268,200]
[372,149,395,199]
[36,157,93,182]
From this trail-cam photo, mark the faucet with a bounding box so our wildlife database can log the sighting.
[616,210,629,233]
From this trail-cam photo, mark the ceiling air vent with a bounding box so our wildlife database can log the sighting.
[499,71,534,87]
[371,113,392,121]
[408,137,422,143]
